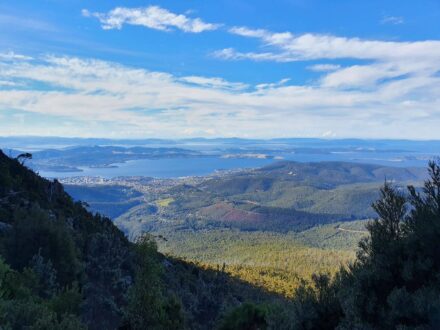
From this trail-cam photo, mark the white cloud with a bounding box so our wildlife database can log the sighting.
[225,26,440,61]
[256,78,290,90]
[83,6,219,33]
[320,63,407,88]
[1,9,439,139]
[308,64,341,72]
[322,130,336,138]
[1,53,440,139]
[0,51,33,61]
[381,16,404,25]
[228,26,267,38]
[218,26,440,101]
[0,80,19,86]
[212,48,295,62]
[179,76,248,91]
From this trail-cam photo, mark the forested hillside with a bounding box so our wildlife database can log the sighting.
[0,151,136,328]
[2,149,440,329]
[157,225,363,297]
[0,150,286,329]
[103,161,425,237]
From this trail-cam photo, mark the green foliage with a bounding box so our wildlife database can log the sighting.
[290,160,440,329]
[162,256,287,330]
[2,206,80,287]
[218,303,268,330]
[0,150,134,329]
[27,251,59,298]
[156,225,362,297]
[125,234,184,329]
[0,257,85,329]
[15,152,32,165]
[49,284,82,317]
[289,274,342,330]
[2,150,271,329]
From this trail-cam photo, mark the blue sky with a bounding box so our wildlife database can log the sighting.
[1,0,440,139]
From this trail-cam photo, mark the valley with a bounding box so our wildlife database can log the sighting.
[157,223,366,297]
[62,160,425,297]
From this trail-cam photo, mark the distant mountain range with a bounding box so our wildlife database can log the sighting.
[2,136,440,151]
[6,145,204,172]
[2,137,439,175]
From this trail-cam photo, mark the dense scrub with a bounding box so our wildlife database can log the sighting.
[275,161,440,329]
[0,151,137,328]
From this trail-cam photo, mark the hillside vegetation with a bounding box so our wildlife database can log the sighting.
[275,161,440,329]
[157,223,366,297]
[0,151,286,329]
[1,150,440,329]
[64,161,423,302]
[0,151,135,328]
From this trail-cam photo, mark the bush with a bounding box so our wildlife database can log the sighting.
[218,303,268,330]
[290,161,440,329]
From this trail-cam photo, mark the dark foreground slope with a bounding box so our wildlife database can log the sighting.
[0,151,135,329]
[0,151,285,329]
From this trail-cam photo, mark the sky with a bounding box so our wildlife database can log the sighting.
[1,0,440,139]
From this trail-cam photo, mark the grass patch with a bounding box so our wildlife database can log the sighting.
[156,197,175,207]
